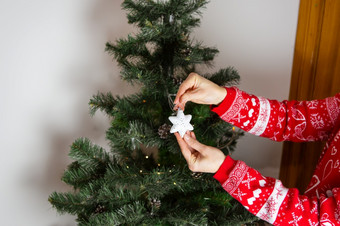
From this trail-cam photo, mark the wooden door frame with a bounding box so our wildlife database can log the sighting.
[279,0,340,191]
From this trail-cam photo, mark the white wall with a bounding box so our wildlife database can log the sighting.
[0,0,299,225]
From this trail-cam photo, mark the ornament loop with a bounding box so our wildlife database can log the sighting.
[168,94,177,112]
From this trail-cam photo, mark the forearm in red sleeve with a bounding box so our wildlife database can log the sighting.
[214,156,340,225]
[211,87,340,142]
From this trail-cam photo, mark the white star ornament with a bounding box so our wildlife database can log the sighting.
[168,109,194,138]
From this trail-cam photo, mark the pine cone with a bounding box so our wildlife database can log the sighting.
[158,123,171,139]
[94,204,106,214]
[150,198,161,209]
[181,47,192,56]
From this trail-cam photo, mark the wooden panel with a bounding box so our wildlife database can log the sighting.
[287,0,325,100]
[314,1,340,98]
[279,0,340,192]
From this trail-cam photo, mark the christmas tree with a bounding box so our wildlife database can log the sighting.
[49,0,261,225]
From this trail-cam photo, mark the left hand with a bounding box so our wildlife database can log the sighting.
[175,131,226,173]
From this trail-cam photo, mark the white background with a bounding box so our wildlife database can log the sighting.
[0,0,299,225]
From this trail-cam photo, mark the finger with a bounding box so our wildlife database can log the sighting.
[177,89,199,110]
[174,83,192,106]
[190,131,196,140]
[174,74,196,106]
[185,131,195,153]
[174,133,192,161]
[180,88,204,108]
[184,134,206,154]
[175,102,185,111]
[179,91,192,108]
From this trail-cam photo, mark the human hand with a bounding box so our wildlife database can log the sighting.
[175,131,226,173]
[173,72,227,110]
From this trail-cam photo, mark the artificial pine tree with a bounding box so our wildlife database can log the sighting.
[49,0,262,225]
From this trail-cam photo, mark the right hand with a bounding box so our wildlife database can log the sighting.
[175,131,226,173]
[173,73,227,110]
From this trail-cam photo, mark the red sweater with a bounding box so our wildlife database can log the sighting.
[211,87,340,225]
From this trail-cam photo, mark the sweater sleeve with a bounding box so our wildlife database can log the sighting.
[214,156,340,225]
[211,87,340,142]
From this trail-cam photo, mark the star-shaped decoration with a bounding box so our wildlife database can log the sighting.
[168,109,194,138]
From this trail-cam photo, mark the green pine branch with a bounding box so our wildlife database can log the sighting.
[49,192,91,215]
[207,67,240,86]
[62,164,100,189]
[85,201,147,226]
[50,0,263,225]
[49,180,103,216]
[69,138,111,168]
[89,92,117,116]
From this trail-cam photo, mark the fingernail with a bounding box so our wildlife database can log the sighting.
[184,134,189,140]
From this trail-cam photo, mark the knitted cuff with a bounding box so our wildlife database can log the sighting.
[210,87,237,117]
[213,155,237,184]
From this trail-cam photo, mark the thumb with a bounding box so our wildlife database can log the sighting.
[180,89,197,105]
[183,134,206,154]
